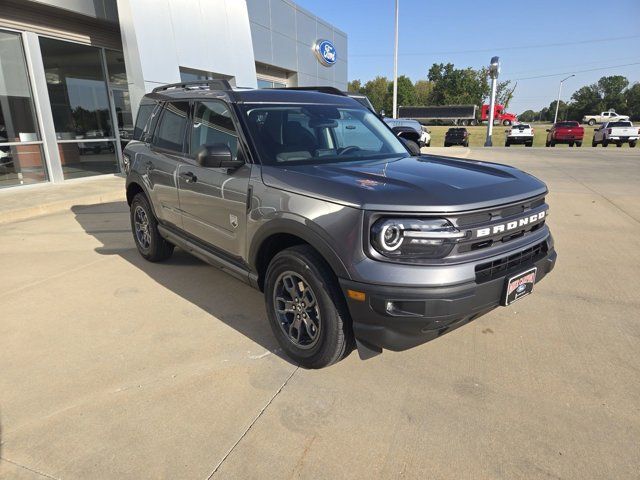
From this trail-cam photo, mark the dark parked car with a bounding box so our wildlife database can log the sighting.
[124,80,556,368]
[444,127,469,147]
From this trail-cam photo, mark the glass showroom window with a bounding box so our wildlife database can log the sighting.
[105,49,134,147]
[39,37,119,179]
[0,30,48,188]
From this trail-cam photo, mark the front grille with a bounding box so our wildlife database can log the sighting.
[475,241,548,283]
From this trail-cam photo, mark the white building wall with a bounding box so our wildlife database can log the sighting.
[117,0,258,115]
[246,0,348,91]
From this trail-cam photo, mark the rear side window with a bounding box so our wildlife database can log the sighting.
[152,102,189,152]
[190,101,239,159]
[609,121,632,127]
[133,103,155,140]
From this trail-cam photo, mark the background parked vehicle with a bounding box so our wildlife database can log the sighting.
[444,127,469,147]
[384,118,431,147]
[505,124,534,147]
[398,103,517,126]
[582,109,630,126]
[592,121,638,148]
[546,121,584,147]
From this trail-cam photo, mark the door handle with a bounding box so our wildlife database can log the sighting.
[181,171,197,183]
[145,161,154,171]
[345,125,356,130]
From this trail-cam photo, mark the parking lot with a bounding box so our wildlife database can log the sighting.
[1,148,639,479]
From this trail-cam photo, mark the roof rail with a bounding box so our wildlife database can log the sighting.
[272,86,347,97]
[152,79,232,93]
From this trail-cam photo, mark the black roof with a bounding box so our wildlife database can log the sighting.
[144,81,359,107]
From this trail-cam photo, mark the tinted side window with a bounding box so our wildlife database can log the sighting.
[153,102,189,152]
[133,103,155,140]
[190,101,239,159]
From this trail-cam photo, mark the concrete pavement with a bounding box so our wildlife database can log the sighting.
[1,149,639,479]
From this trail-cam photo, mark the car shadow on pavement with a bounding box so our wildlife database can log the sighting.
[71,201,292,364]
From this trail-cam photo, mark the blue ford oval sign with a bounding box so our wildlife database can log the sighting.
[314,39,337,67]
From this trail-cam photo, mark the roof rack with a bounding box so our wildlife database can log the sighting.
[152,79,232,93]
[271,86,347,97]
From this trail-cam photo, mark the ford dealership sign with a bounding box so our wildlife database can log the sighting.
[314,39,337,67]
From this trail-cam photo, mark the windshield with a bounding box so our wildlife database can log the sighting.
[240,104,408,165]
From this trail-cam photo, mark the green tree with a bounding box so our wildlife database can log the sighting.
[625,82,640,120]
[347,79,363,93]
[496,80,516,109]
[427,63,490,106]
[362,76,390,114]
[519,109,537,122]
[387,75,416,113]
[598,75,629,111]
[549,100,569,122]
[568,84,603,121]
[414,80,433,106]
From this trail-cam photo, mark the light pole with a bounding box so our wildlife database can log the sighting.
[392,0,399,118]
[553,74,575,124]
[484,56,500,147]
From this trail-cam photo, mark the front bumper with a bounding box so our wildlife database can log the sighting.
[340,245,557,352]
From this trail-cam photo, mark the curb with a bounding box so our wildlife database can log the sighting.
[0,190,126,226]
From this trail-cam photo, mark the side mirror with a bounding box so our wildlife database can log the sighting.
[195,143,243,169]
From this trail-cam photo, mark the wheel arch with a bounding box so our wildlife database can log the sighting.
[250,219,351,291]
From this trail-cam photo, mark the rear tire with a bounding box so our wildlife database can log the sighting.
[603,140,609,147]
[569,142,574,147]
[588,119,596,126]
[526,142,533,147]
[616,143,622,148]
[592,138,597,147]
[463,140,469,147]
[444,142,450,147]
[545,140,550,147]
[130,193,174,262]
[470,119,478,126]
[630,141,636,148]
[505,141,510,147]
[575,141,582,147]
[550,141,556,147]
[264,245,352,369]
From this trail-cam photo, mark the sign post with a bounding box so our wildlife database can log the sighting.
[484,56,500,147]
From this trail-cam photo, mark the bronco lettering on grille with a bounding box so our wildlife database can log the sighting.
[475,210,546,238]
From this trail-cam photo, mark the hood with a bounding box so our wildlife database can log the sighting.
[260,155,547,212]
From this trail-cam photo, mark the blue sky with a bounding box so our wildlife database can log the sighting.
[295,0,640,114]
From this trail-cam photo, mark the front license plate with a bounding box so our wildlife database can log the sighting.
[503,267,537,306]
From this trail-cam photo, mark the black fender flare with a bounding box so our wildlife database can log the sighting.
[249,217,351,281]
[125,172,159,219]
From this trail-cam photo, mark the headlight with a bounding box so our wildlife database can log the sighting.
[371,218,466,259]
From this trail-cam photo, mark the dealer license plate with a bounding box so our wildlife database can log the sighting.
[503,267,537,306]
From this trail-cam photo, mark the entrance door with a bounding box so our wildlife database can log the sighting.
[177,100,250,258]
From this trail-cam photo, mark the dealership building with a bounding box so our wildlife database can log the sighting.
[0,0,348,189]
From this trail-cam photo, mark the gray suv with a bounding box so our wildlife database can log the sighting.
[124,80,556,368]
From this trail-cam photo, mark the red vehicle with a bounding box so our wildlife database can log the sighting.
[480,104,518,126]
[545,121,584,147]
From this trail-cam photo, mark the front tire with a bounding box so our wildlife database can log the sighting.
[264,245,352,369]
[588,119,596,126]
[630,141,637,148]
[130,193,174,262]
[575,141,582,147]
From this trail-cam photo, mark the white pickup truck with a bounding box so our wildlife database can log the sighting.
[592,121,638,148]
[505,123,534,147]
[582,110,630,126]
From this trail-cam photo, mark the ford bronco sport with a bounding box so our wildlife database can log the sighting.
[124,80,557,368]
